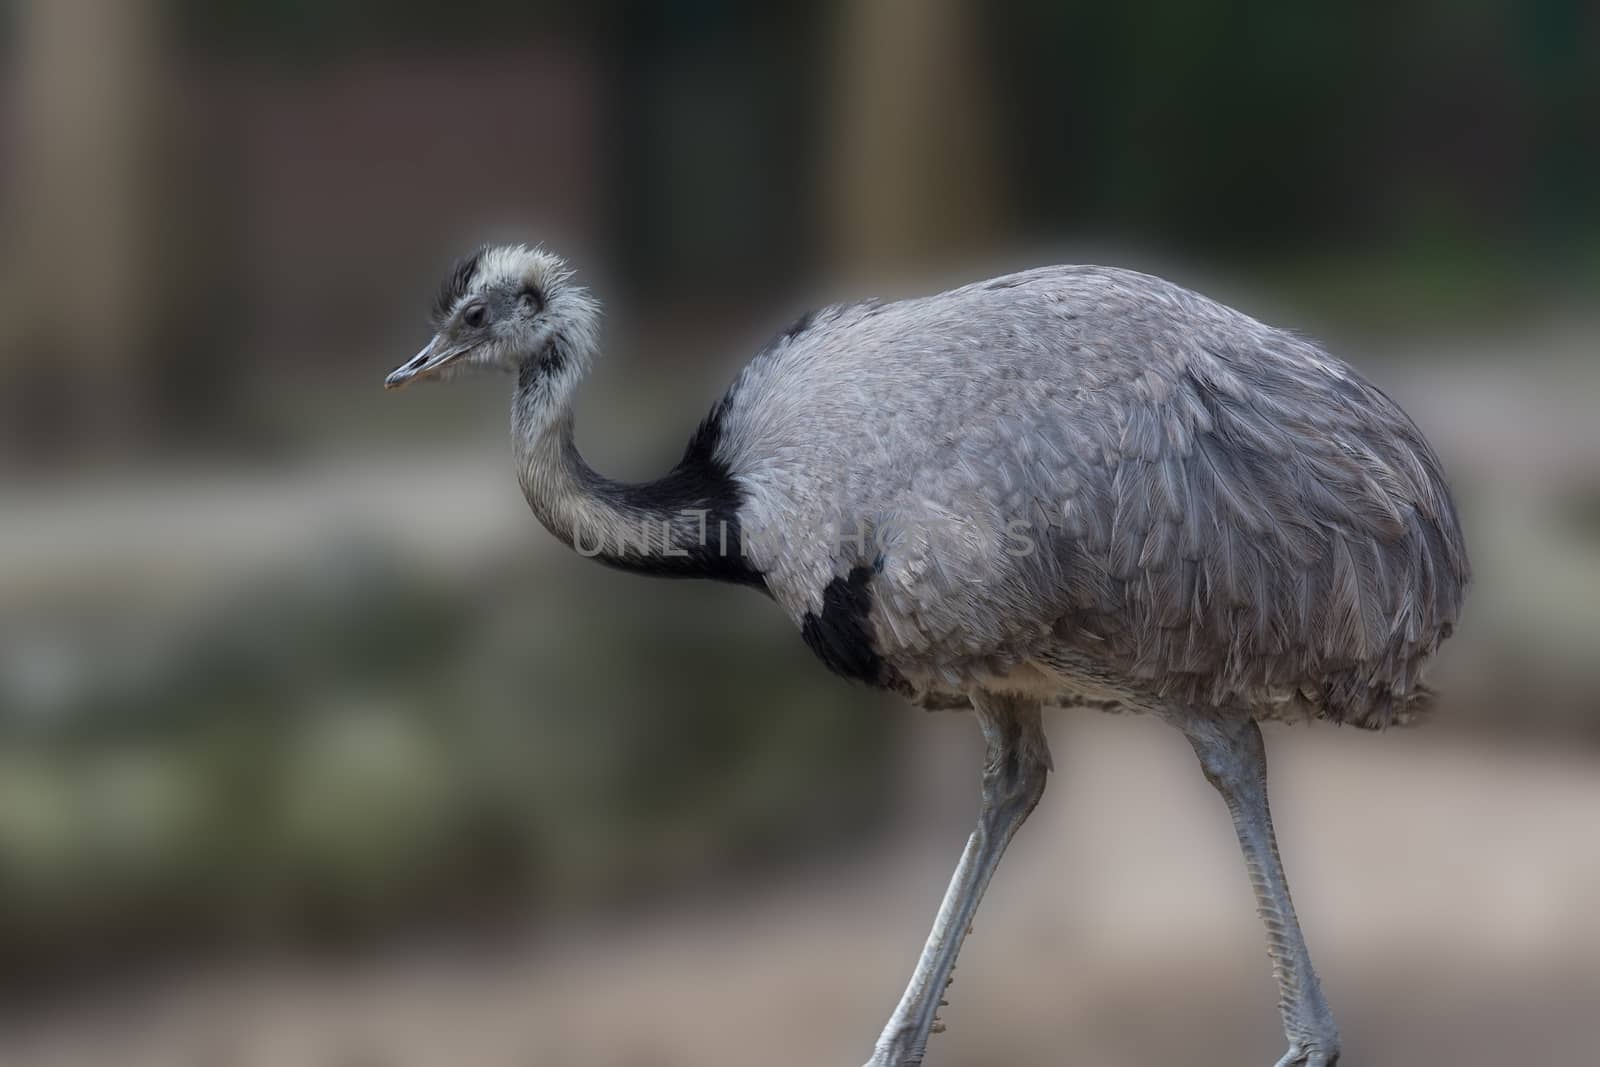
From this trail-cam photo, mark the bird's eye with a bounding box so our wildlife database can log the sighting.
[462,303,489,329]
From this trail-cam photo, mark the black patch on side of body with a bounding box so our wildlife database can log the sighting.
[591,394,768,592]
[801,567,897,688]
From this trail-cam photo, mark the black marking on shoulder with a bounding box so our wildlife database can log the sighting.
[433,247,485,325]
[681,390,733,468]
[781,309,816,342]
[801,567,899,688]
[750,308,818,363]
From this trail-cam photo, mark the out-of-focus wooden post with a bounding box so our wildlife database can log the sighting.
[5,0,174,462]
[826,0,1007,282]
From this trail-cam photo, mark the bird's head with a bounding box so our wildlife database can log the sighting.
[385,244,599,391]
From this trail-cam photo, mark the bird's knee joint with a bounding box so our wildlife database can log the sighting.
[981,752,1049,813]
[1185,728,1263,795]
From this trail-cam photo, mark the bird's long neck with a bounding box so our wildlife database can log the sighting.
[511,357,762,588]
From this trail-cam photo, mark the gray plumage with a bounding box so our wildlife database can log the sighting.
[387,245,1468,1067]
[719,265,1467,727]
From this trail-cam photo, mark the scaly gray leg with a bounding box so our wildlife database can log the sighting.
[1172,713,1341,1067]
[863,692,1051,1067]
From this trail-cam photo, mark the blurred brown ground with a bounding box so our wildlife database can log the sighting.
[7,712,1600,1067]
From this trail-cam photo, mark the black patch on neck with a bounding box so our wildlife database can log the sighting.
[801,567,901,689]
[587,395,767,592]
[433,247,485,324]
[517,355,540,393]
[513,339,569,405]
[538,336,567,377]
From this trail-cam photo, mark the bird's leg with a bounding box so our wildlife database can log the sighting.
[1170,713,1341,1067]
[863,692,1051,1067]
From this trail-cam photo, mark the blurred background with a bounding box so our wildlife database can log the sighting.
[2,2,1598,1064]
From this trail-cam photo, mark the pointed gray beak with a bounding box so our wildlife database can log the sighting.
[384,336,471,390]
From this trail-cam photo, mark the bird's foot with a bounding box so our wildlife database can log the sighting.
[1273,1040,1340,1067]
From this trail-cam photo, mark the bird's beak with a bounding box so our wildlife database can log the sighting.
[384,336,472,390]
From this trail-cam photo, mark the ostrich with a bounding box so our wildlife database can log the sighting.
[385,245,1467,1067]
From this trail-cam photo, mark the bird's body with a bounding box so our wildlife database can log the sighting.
[705,265,1465,726]
[389,246,1468,1067]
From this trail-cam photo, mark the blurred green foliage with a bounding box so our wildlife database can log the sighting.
[0,548,889,979]
[990,0,1598,272]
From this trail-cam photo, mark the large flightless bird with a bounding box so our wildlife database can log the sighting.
[387,245,1468,1067]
